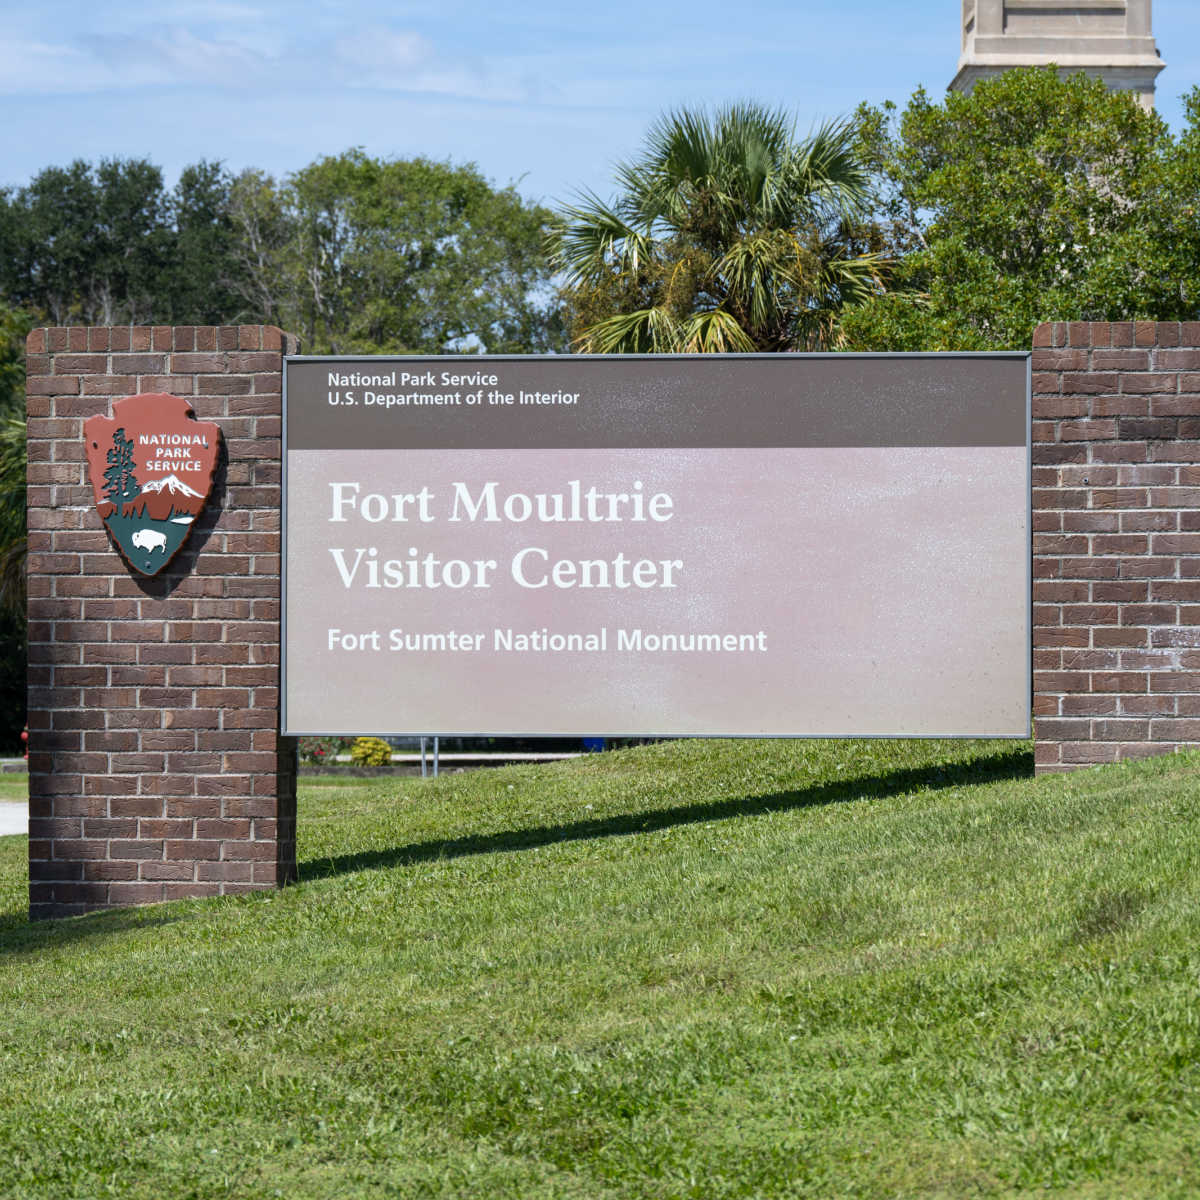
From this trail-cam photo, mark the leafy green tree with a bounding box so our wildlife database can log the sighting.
[0,306,29,616]
[0,413,26,616]
[0,151,561,353]
[0,157,253,327]
[227,168,293,329]
[168,161,252,325]
[1102,85,1200,323]
[0,306,26,413]
[0,307,28,753]
[0,158,171,325]
[233,151,562,354]
[842,69,1199,351]
[551,104,882,352]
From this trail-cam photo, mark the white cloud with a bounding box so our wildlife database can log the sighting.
[157,2,267,21]
[0,22,537,104]
[332,28,434,73]
[330,26,533,102]
[99,28,273,82]
[0,26,279,94]
[0,37,111,94]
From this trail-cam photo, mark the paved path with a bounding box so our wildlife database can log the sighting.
[0,802,26,837]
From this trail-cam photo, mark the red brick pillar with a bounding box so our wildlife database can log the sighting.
[25,325,298,918]
[1032,321,1200,772]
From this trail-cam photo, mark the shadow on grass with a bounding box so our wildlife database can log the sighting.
[0,748,1033,951]
[0,903,192,957]
[300,747,1034,883]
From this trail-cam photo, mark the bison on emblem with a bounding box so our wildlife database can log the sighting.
[131,528,168,555]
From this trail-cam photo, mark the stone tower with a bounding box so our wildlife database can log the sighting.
[950,0,1164,110]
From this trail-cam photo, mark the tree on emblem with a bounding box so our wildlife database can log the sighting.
[103,427,140,505]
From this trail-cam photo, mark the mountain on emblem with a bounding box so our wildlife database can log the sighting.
[83,394,221,576]
[142,473,205,499]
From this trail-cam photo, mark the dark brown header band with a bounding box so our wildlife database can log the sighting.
[285,354,1029,451]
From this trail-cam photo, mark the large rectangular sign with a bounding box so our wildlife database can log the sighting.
[283,354,1030,737]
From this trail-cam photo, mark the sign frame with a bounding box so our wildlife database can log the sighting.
[281,352,1032,740]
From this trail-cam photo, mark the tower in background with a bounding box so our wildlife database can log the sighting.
[950,0,1164,110]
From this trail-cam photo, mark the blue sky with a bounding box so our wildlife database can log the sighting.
[2,1,1197,208]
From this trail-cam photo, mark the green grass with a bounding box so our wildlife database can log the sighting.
[0,774,27,802]
[1,738,1199,1197]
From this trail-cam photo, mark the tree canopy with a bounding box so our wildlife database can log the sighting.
[0,150,564,354]
[551,104,882,352]
[842,68,1200,350]
[0,159,246,327]
[231,150,562,355]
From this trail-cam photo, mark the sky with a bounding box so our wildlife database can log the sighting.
[1,1,1197,209]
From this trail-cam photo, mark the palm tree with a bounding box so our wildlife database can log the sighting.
[552,104,882,353]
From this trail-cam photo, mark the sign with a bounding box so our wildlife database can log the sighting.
[283,355,1030,737]
[85,393,220,576]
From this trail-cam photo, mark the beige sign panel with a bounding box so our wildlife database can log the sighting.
[283,355,1030,737]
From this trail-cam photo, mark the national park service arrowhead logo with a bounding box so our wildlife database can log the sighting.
[84,394,221,576]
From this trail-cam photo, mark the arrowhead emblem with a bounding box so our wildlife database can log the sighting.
[84,394,221,576]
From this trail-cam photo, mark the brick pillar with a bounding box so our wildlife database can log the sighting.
[25,325,299,918]
[1032,320,1200,773]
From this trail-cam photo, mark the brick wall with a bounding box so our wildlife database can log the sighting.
[25,321,1199,904]
[1033,321,1200,772]
[25,325,298,919]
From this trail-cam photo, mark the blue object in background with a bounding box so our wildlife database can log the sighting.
[582,738,606,753]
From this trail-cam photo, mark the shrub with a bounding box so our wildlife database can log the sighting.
[298,736,351,765]
[349,737,393,767]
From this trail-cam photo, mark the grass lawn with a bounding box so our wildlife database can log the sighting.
[1,738,1199,1197]
[0,775,27,802]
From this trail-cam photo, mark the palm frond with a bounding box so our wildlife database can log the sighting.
[555,101,880,354]
[576,306,684,354]
[643,108,718,187]
[0,538,25,617]
[817,246,888,307]
[714,104,793,210]
[787,120,872,221]
[792,249,888,349]
[679,308,756,353]
[551,192,657,283]
[712,233,795,330]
